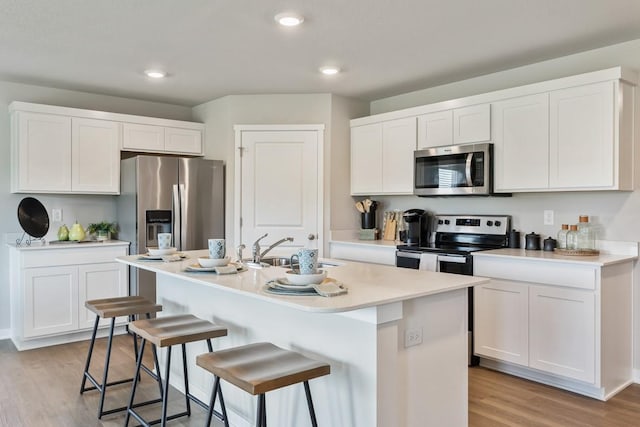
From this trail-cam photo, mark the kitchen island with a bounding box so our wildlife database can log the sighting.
[118,250,489,427]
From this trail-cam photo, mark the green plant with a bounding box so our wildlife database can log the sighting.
[86,221,118,235]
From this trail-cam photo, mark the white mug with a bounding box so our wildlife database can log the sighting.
[208,238,226,259]
[157,233,172,249]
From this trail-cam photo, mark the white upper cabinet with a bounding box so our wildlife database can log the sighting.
[493,93,550,192]
[71,118,121,194]
[417,110,453,149]
[10,102,205,194]
[453,104,491,144]
[351,117,416,195]
[122,123,203,155]
[549,81,616,189]
[14,112,72,192]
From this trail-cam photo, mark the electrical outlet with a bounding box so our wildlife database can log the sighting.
[404,327,423,348]
[52,209,62,222]
[543,210,554,226]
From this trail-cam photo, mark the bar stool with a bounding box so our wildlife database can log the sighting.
[81,295,163,418]
[125,314,228,427]
[197,342,331,427]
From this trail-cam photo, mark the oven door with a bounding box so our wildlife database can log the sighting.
[414,143,491,196]
[437,254,473,275]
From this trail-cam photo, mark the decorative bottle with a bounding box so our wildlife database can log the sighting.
[556,224,569,249]
[566,225,579,250]
[577,215,595,250]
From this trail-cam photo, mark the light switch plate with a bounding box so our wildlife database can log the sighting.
[543,210,554,226]
[52,209,62,222]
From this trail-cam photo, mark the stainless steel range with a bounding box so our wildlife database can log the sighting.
[396,214,511,365]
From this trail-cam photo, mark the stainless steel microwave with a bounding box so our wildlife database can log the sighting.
[414,143,494,196]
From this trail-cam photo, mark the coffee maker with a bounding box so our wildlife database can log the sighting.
[402,209,429,246]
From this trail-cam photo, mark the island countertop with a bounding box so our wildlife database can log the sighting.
[117,249,488,313]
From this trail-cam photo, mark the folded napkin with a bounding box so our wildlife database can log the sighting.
[214,265,238,275]
[162,254,183,262]
[313,281,348,297]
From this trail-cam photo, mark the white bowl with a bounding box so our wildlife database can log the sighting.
[284,269,327,286]
[148,247,177,256]
[198,256,230,268]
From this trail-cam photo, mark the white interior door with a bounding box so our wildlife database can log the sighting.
[239,128,321,255]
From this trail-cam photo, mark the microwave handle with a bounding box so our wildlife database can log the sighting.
[465,153,474,186]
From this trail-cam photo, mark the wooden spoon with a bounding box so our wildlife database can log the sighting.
[355,201,365,213]
[363,199,373,213]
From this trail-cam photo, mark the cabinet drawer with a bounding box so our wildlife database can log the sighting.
[474,256,597,290]
[21,246,128,268]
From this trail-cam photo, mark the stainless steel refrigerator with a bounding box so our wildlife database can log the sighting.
[117,155,224,301]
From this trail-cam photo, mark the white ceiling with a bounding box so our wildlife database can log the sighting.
[2,0,640,107]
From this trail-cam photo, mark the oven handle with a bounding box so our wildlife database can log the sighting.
[465,153,474,186]
[437,255,468,263]
[396,251,421,259]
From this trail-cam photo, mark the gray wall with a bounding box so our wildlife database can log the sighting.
[366,38,640,374]
[0,80,193,334]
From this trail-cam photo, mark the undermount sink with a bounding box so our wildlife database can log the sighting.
[242,256,339,269]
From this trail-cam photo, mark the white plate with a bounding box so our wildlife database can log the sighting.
[147,247,177,256]
[268,278,316,290]
[284,269,327,285]
[197,256,230,268]
[185,262,244,273]
[140,252,186,261]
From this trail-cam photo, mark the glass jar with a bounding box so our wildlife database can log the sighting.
[566,224,579,250]
[556,224,569,249]
[577,215,595,250]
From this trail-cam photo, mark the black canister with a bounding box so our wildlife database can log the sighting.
[525,232,541,250]
[543,237,557,251]
[361,212,376,229]
[508,229,521,248]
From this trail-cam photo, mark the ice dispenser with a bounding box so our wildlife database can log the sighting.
[146,210,172,248]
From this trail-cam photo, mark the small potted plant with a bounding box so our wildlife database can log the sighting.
[86,221,118,241]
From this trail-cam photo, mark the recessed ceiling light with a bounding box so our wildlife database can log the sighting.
[274,12,304,27]
[145,70,166,79]
[319,66,340,76]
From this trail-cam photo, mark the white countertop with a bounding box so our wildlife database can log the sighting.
[329,238,398,249]
[7,239,130,250]
[117,249,488,313]
[474,248,637,266]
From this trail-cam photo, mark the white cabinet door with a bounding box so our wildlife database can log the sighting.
[78,262,128,329]
[549,82,615,189]
[453,104,491,144]
[165,127,202,154]
[15,112,72,192]
[122,123,165,152]
[23,266,78,338]
[71,118,121,194]
[474,280,529,366]
[493,94,550,192]
[529,285,596,384]
[382,117,416,194]
[351,123,383,195]
[417,110,452,149]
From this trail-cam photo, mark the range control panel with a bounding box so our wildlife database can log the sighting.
[434,215,510,235]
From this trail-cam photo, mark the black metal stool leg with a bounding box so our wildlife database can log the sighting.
[160,345,172,427]
[217,377,230,427]
[181,343,192,416]
[205,375,220,427]
[96,317,116,418]
[304,380,318,427]
[80,315,100,394]
[256,394,267,427]
[125,338,147,426]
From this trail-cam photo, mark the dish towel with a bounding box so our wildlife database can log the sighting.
[419,253,438,272]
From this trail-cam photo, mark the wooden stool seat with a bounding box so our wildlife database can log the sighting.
[197,342,330,427]
[125,315,229,427]
[85,296,162,318]
[128,314,228,347]
[197,342,330,395]
[81,296,163,419]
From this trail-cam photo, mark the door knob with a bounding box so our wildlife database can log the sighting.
[308,234,316,240]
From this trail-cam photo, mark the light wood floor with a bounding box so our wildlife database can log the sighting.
[1,336,640,426]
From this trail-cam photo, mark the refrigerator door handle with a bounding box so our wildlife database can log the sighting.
[172,184,181,250]
[179,184,187,250]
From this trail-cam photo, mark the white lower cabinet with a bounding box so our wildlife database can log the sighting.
[473,254,633,400]
[9,243,129,350]
[529,284,595,383]
[474,280,528,366]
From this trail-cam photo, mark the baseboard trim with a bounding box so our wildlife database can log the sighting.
[633,368,640,383]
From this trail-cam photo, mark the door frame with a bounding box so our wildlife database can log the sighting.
[234,124,325,255]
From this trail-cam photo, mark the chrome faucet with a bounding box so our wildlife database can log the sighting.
[251,233,294,265]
